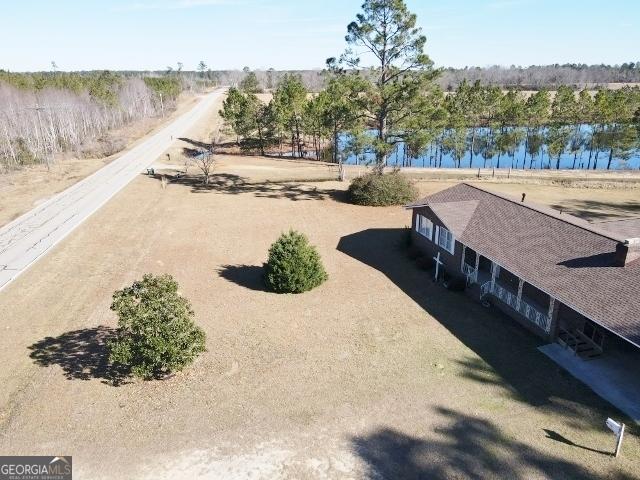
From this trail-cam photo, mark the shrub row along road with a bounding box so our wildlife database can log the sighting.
[0,88,225,292]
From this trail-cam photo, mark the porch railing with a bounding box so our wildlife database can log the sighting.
[480,281,550,332]
[461,262,478,284]
[480,280,492,298]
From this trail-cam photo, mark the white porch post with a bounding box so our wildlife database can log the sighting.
[547,297,556,331]
[474,252,480,271]
[460,245,466,272]
[490,261,498,291]
[516,278,524,310]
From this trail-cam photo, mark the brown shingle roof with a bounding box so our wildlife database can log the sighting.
[595,218,640,239]
[407,183,640,347]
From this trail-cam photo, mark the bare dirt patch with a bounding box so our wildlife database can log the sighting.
[0,155,639,479]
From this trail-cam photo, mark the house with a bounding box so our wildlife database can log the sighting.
[406,183,640,359]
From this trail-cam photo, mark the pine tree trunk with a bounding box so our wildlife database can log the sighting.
[333,126,339,164]
[469,127,476,168]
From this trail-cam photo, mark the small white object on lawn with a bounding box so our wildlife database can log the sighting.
[606,417,625,457]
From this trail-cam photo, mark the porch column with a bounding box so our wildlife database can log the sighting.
[474,252,480,284]
[460,245,466,272]
[546,297,561,338]
[490,261,498,290]
[516,278,524,311]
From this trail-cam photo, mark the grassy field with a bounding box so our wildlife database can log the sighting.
[1,149,639,478]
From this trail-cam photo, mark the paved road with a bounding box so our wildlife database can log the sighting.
[0,89,224,292]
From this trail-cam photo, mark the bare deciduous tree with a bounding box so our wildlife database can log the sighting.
[0,75,180,170]
[186,131,219,185]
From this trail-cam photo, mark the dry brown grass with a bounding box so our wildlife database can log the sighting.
[1,153,639,478]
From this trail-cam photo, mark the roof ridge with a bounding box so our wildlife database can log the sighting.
[460,182,626,243]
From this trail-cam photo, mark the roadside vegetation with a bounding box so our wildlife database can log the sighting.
[264,230,328,293]
[0,70,204,170]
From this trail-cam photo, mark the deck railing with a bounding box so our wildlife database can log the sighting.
[480,280,492,298]
[480,281,550,332]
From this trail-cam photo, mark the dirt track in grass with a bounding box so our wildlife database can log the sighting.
[1,152,640,478]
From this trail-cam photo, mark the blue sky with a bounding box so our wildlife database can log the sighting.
[1,0,638,71]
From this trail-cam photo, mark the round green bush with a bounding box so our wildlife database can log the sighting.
[108,274,206,379]
[264,230,328,293]
[348,171,418,206]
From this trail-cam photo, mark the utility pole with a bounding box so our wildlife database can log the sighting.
[159,93,165,118]
[33,104,51,171]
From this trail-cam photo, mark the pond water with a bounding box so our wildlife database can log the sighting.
[339,126,640,170]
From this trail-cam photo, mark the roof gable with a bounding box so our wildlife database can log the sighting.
[429,200,479,237]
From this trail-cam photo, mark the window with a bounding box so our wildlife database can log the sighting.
[415,214,433,240]
[435,225,455,254]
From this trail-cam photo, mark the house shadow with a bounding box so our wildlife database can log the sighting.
[217,264,267,291]
[28,326,130,386]
[154,172,347,202]
[350,407,624,480]
[336,228,629,428]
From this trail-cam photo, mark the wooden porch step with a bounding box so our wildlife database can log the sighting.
[557,328,603,359]
[581,350,603,360]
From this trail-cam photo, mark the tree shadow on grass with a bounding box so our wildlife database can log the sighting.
[152,172,348,203]
[178,137,215,150]
[336,228,633,431]
[351,407,625,480]
[217,264,267,292]
[28,326,130,386]
[178,136,331,162]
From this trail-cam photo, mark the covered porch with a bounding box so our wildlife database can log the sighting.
[459,244,557,337]
[459,243,609,358]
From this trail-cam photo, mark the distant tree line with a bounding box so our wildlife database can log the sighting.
[439,64,640,91]
[210,63,640,94]
[211,68,327,93]
[0,71,187,169]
